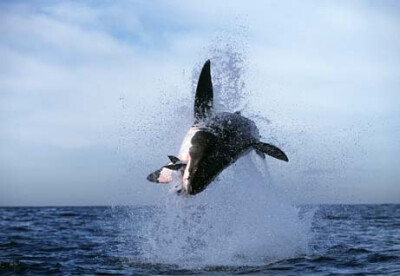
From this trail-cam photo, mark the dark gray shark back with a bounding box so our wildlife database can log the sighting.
[186,112,260,194]
[207,112,260,146]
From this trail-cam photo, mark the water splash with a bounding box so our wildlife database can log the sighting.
[135,152,312,267]
[192,34,249,114]
[121,38,314,268]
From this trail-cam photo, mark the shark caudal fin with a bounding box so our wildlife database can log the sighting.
[253,142,289,162]
[194,60,213,122]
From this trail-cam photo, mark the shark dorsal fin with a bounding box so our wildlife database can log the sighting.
[194,60,213,122]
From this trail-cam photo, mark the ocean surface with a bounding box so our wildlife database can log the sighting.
[0,204,399,275]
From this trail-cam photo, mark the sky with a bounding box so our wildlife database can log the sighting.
[0,0,399,206]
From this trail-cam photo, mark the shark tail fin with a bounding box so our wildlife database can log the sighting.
[194,60,213,122]
[253,142,289,162]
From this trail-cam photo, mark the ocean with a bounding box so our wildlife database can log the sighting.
[1,204,399,275]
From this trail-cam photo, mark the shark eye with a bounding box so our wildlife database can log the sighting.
[191,166,198,174]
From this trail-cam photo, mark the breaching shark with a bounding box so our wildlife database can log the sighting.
[147,60,288,195]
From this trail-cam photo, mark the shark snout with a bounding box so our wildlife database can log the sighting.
[182,176,194,195]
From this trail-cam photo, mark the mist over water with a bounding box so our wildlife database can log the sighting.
[135,153,313,267]
[119,41,314,267]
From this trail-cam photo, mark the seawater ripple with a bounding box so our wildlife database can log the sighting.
[0,205,399,275]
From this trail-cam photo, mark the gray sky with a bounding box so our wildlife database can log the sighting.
[0,0,399,206]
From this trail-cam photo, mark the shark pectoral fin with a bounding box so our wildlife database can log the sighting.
[194,60,213,121]
[253,142,289,162]
[147,166,174,183]
[255,149,265,159]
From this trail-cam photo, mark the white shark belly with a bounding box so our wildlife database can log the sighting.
[178,126,201,192]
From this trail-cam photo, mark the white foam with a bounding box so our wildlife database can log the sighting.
[136,151,313,267]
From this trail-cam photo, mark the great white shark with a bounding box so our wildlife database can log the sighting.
[147,60,288,195]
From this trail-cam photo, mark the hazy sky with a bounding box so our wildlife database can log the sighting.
[1,1,399,206]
